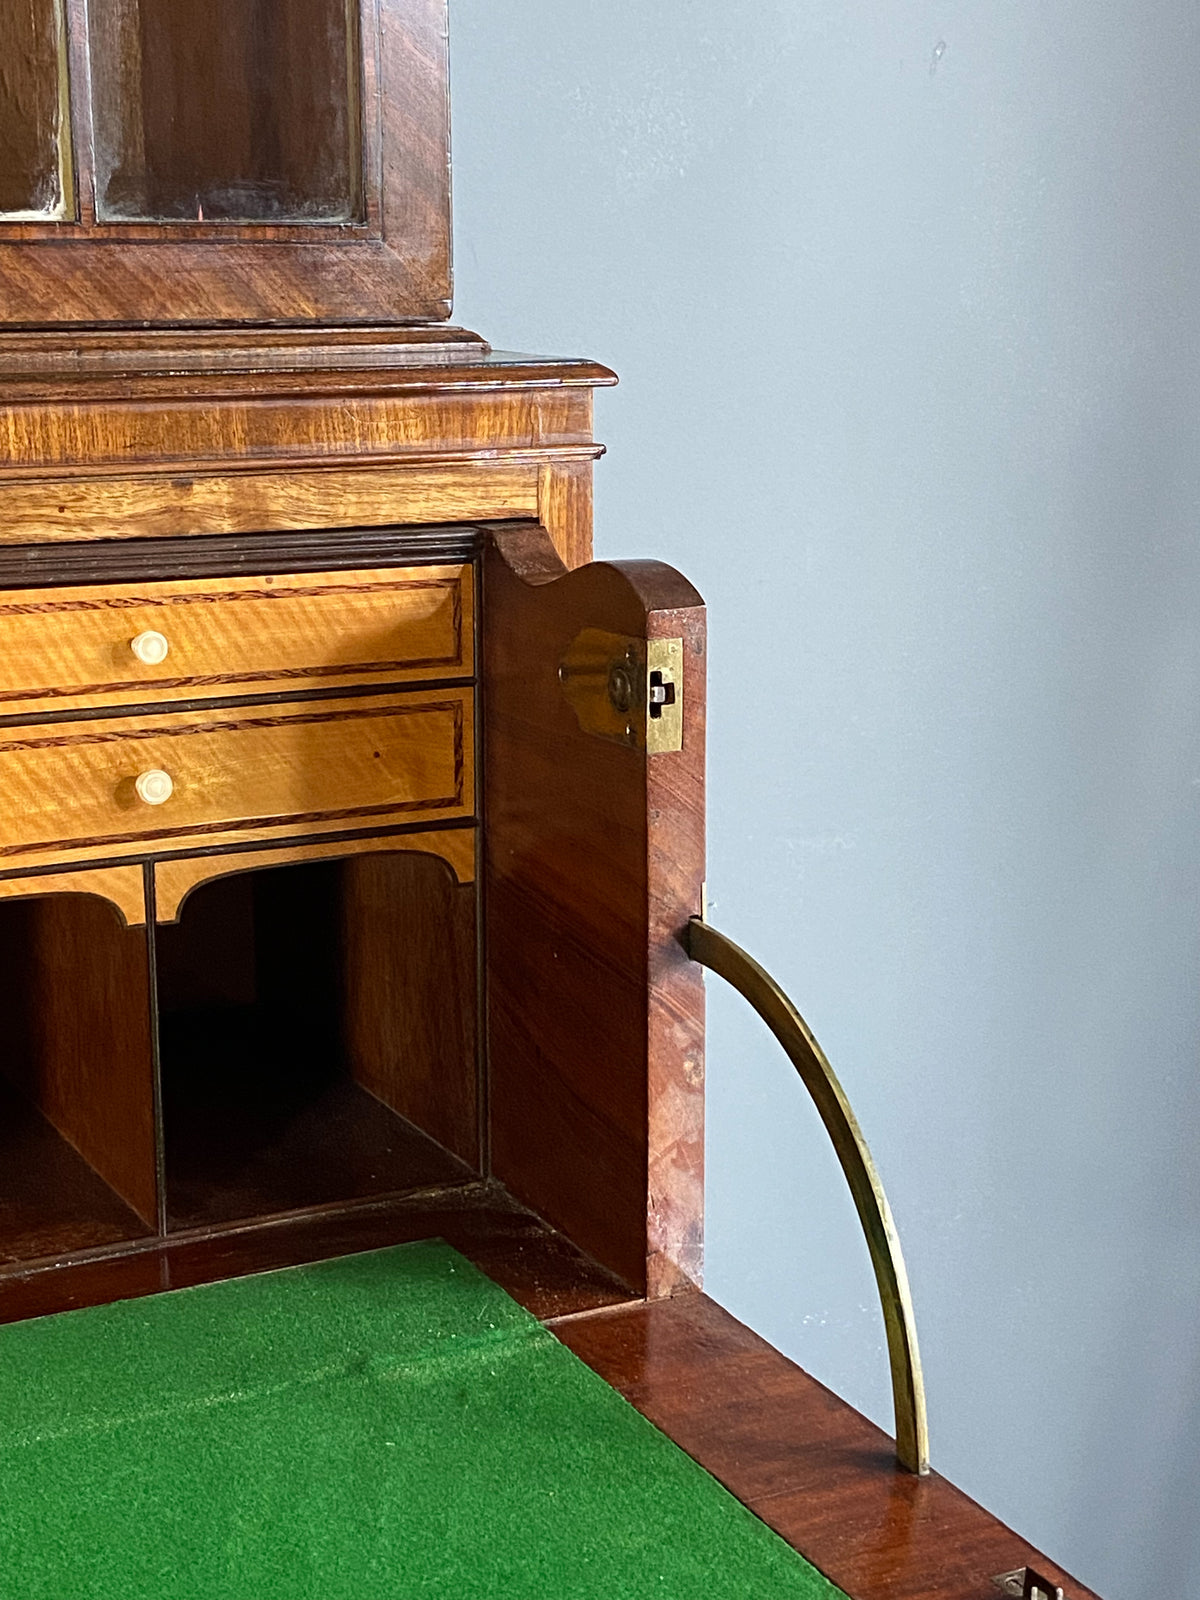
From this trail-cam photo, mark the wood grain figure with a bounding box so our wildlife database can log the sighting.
[0,564,473,716]
[484,524,705,1296]
[0,689,474,871]
[0,465,540,547]
[153,825,475,924]
[0,862,146,923]
[341,850,481,1167]
[557,1293,1103,1600]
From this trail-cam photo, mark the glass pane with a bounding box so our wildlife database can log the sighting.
[0,0,71,219]
[89,0,362,223]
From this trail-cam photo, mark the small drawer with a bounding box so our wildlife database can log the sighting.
[0,690,473,872]
[0,565,474,717]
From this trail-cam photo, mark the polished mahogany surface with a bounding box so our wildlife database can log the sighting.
[0,1181,635,1328]
[0,1170,1103,1600]
[485,527,706,1299]
[554,1293,1103,1600]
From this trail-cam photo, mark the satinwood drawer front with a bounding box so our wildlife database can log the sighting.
[0,566,473,718]
[0,691,473,872]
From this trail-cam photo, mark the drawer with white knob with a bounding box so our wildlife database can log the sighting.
[0,565,474,718]
[0,690,473,872]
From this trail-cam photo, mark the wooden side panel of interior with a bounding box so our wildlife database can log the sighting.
[484,524,706,1296]
[341,850,480,1168]
[0,894,158,1226]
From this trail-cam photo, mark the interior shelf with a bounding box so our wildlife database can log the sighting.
[0,1078,152,1265]
[163,1038,475,1231]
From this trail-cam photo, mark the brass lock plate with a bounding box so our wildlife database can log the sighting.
[558,629,684,754]
[993,1569,1066,1600]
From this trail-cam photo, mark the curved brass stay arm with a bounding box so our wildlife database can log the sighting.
[686,916,930,1477]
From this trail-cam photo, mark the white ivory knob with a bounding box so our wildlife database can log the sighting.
[130,630,169,666]
[134,769,174,806]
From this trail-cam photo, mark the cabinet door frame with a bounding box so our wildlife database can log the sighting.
[0,0,452,325]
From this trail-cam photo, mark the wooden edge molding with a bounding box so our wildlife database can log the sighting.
[0,464,544,548]
[153,826,476,923]
[0,829,477,927]
[0,326,493,373]
[0,865,147,927]
[0,530,483,587]
[0,364,611,409]
[0,356,618,406]
[0,443,605,488]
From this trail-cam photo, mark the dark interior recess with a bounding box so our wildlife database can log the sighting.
[0,848,481,1273]
[158,854,479,1229]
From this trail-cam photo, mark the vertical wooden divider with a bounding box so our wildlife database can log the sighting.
[484,524,706,1296]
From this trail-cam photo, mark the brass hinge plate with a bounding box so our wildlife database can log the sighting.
[558,629,684,754]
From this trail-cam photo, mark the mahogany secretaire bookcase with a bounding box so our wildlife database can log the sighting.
[0,5,1099,1598]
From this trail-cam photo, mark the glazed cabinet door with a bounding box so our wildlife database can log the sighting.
[0,0,72,220]
[0,0,452,322]
[87,0,362,224]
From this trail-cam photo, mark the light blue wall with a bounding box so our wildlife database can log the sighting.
[450,7,1200,1597]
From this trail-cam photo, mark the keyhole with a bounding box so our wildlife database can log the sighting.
[648,670,676,720]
